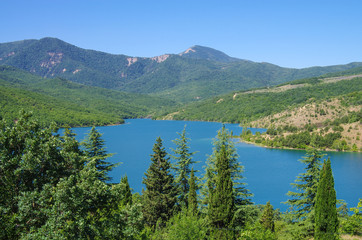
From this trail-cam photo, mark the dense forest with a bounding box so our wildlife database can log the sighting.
[0,112,360,239]
[0,66,175,126]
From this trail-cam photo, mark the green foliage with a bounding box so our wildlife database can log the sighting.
[202,126,252,210]
[151,210,208,240]
[285,148,324,236]
[188,169,198,214]
[171,126,197,208]
[260,201,275,232]
[170,77,362,122]
[0,65,175,127]
[208,144,235,230]
[0,112,142,239]
[314,159,339,240]
[142,137,178,228]
[119,175,133,206]
[82,126,115,182]
[239,222,277,240]
[339,199,362,235]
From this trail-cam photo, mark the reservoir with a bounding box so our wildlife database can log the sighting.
[73,119,362,211]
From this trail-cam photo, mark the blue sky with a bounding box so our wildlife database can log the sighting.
[1,0,362,68]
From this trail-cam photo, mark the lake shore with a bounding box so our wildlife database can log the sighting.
[237,137,361,153]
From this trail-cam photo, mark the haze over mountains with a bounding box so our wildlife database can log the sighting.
[1,37,362,102]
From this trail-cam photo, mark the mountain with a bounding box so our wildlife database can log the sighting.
[178,45,240,63]
[0,65,175,126]
[1,37,362,102]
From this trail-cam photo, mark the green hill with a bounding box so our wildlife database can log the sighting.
[0,66,175,126]
[161,72,362,123]
[1,38,362,102]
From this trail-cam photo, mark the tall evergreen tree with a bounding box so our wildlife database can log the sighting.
[142,137,177,228]
[286,148,324,221]
[202,125,251,210]
[260,201,275,232]
[188,168,198,215]
[315,159,339,240]
[208,145,234,229]
[171,125,197,208]
[82,126,114,182]
[120,175,133,206]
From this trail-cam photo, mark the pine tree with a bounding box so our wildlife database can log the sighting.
[260,201,275,232]
[286,148,324,220]
[202,125,251,210]
[315,159,339,240]
[120,175,132,206]
[62,125,86,173]
[171,125,197,208]
[188,168,198,215]
[142,137,178,228]
[82,126,114,182]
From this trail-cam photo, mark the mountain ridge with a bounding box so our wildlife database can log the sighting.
[1,37,362,102]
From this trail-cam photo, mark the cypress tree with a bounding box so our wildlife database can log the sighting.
[260,201,275,232]
[188,168,198,215]
[315,159,339,240]
[171,125,197,208]
[208,144,234,236]
[142,137,177,228]
[82,126,114,182]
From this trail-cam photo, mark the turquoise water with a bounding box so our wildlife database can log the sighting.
[73,119,362,211]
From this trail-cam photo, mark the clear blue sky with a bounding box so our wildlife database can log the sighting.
[1,0,362,68]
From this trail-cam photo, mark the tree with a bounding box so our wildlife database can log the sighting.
[315,159,339,240]
[340,199,362,235]
[0,111,84,238]
[208,144,234,238]
[260,201,275,232]
[202,125,252,210]
[188,168,198,215]
[171,125,197,208]
[286,148,324,222]
[119,175,132,206]
[142,137,177,228]
[82,126,115,182]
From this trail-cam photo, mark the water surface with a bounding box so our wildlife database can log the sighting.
[73,119,362,211]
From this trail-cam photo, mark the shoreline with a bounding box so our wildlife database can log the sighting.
[237,138,361,153]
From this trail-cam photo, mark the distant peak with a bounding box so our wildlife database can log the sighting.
[179,45,240,63]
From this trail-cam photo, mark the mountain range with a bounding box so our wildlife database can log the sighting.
[1,37,362,102]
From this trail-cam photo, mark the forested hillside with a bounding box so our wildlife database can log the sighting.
[1,38,362,102]
[164,74,361,123]
[162,71,362,151]
[0,66,175,126]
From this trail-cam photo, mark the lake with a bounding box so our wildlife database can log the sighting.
[73,119,362,211]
